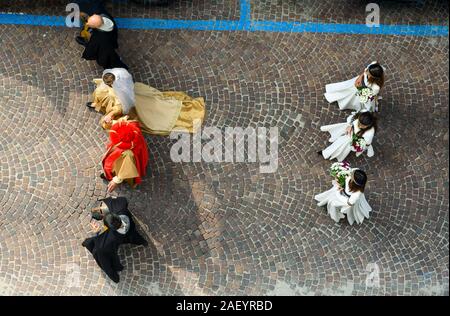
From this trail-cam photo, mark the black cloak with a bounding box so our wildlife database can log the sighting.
[76,1,128,69]
[82,197,147,283]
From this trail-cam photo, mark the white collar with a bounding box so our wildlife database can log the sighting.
[116,215,130,235]
[98,17,114,32]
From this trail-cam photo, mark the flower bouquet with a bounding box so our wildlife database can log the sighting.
[356,87,375,104]
[351,134,367,153]
[329,161,351,189]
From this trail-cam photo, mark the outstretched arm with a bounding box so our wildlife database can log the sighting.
[107,151,139,192]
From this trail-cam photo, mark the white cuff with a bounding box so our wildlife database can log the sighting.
[367,145,375,157]
[346,114,355,123]
[112,176,123,184]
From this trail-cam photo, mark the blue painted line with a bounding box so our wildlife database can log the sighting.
[116,17,242,32]
[250,21,449,36]
[0,13,66,27]
[240,0,251,23]
[0,13,448,37]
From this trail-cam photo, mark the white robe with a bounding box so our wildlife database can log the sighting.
[315,177,372,225]
[320,113,375,162]
[103,68,135,114]
[324,61,381,112]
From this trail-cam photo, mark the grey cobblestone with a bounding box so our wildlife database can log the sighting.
[0,1,448,296]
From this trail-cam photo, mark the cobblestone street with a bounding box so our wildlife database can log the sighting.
[0,0,448,295]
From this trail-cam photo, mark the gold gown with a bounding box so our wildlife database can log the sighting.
[111,149,139,187]
[91,79,127,130]
[133,82,206,135]
[92,80,206,134]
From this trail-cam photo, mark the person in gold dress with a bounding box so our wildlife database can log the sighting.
[87,68,206,134]
[87,71,130,129]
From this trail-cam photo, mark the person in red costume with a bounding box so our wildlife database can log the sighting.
[101,117,149,192]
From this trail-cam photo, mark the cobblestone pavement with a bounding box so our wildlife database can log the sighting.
[0,1,448,295]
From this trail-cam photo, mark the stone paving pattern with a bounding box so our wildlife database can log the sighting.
[251,0,449,25]
[0,1,448,295]
[2,0,448,25]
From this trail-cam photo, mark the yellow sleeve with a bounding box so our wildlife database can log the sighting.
[93,85,108,112]
[107,91,124,118]
[93,86,123,119]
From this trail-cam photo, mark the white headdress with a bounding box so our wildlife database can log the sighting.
[102,68,135,114]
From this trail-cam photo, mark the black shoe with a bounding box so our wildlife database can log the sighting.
[76,36,88,47]
[133,237,148,247]
[317,150,323,156]
[100,173,108,181]
[110,274,120,283]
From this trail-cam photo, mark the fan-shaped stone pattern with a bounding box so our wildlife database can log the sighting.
[251,0,449,26]
[0,2,448,296]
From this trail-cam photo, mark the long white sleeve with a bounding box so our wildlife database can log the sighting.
[346,113,356,124]
[348,191,362,206]
[362,128,375,145]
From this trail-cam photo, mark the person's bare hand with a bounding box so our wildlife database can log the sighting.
[90,221,101,232]
[346,126,353,135]
[354,75,363,88]
[107,181,118,193]
[103,115,112,123]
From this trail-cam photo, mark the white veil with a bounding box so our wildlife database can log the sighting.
[102,68,135,114]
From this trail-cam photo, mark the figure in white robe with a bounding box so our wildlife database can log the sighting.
[320,112,376,162]
[324,61,385,112]
[315,169,372,225]
[103,68,135,115]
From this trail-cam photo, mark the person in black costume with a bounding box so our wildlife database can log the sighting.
[82,196,147,283]
[74,0,128,69]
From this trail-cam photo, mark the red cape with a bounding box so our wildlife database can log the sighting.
[102,120,149,185]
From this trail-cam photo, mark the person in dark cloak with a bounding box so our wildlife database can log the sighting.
[74,0,128,69]
[82,196,147,283]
